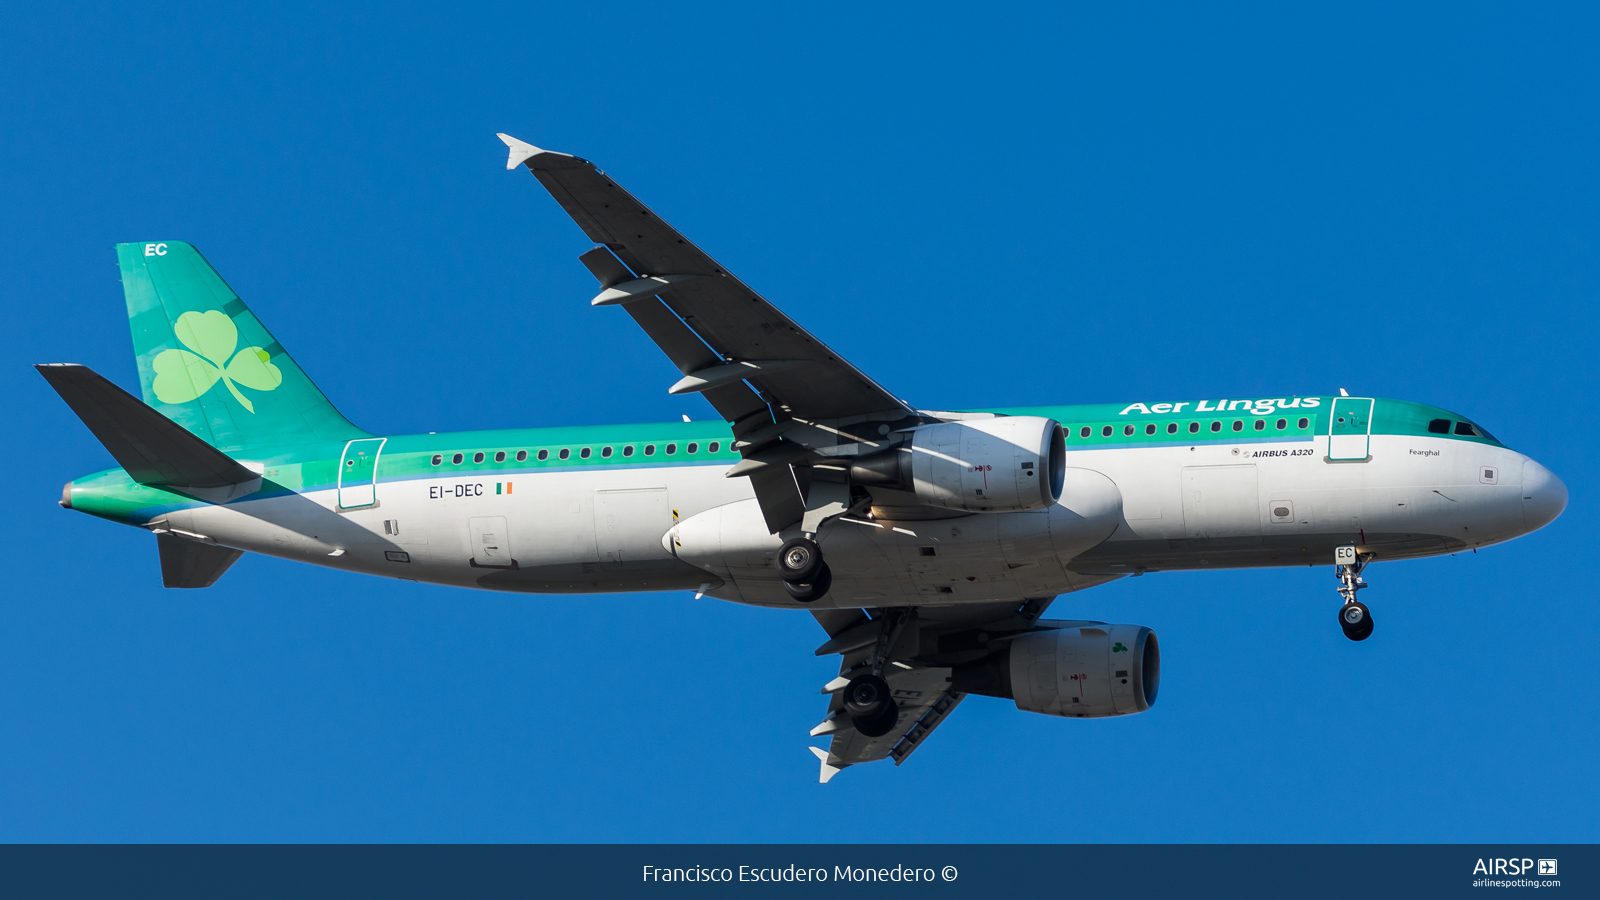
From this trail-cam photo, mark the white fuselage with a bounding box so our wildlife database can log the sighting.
[166,429,1562,612]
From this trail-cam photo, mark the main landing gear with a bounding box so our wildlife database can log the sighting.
[777,537,832,603]
[842,608,916,737]
[1335,545,1374,641]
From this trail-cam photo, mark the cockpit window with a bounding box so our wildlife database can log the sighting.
[1428,419,1451,434]
[1451,420,1502,443]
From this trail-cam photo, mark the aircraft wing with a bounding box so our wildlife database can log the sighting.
[804,599,1059,782]
[498,134,915,429]
[811,664,965,783]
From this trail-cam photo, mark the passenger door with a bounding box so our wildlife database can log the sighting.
[1328,397,1375,461]
[337,438,386,509]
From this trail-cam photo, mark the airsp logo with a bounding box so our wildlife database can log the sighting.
[1472,858,1553,876]
[143,242,168,256]
[151,310,282,413]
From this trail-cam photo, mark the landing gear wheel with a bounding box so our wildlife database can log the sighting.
[782,562,832,604]
[852,702,900,737]
[1339,602,1374,641]
[843,673,900,737]
[777,537,823,584]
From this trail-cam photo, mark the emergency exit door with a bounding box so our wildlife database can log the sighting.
[1328,397,1375,461]
[337,438,387,509]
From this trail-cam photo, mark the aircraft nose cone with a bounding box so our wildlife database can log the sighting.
[1521,458,1567,533]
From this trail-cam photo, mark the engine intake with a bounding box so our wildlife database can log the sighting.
[952,622,1159,718]
[850,416,1066,513]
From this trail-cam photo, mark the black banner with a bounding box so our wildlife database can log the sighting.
[1,844,1590,899]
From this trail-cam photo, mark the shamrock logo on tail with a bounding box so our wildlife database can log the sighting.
[151,310,282,413]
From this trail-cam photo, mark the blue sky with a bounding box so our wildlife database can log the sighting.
[2,3,1596,841]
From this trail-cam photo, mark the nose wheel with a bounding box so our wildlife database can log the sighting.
[1339,599,1374,641]
[1335,545,1374,641]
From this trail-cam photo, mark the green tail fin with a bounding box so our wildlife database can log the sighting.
[118,241,367,451]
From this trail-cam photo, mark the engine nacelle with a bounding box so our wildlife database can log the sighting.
[851,416,1066,513]
[952,621,1159,718]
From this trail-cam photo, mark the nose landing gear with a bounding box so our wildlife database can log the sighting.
[1335,545,1374,641]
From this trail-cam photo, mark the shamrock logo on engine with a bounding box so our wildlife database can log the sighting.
[151,310,282,413]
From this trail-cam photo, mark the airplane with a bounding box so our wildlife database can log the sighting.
[38,134,1568,782]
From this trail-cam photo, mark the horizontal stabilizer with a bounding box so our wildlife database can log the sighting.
[158,532,244,588]
[37,364,261,498]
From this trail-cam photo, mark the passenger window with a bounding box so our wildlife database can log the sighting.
[1123,424,1134,436]
[1080,426,1091,438]
[431,454,442,466]
[515,450,527,462]
[709,441,720,453]
[1101,425,1113,437]
[580,448,591,459]
[666,443,677,454]
[1210,421,1221,433]
[687,442,698,454]
[559,449,570,460]
[602,446,613,458]
[473,451,485,463]
[1428,419,1452,434]
[1232,420,1243,432]
[494,451,506,463]
[1276,418,1286,430]
[623,446,635,457]
[1454,421,1479,437]
[1298,417,1309,429]
[1254,419,1265,431]
[645,445,655,456]
[1167,423,1178,434]
[1145,424,1156,435]
[451,453,464,465]
[537,449,548,461]
[1188,422,1200,434]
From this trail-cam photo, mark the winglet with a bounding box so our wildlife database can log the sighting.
[809,746,842,784]
[497,133,543,170]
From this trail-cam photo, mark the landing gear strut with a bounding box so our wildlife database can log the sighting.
[842,608,916,736]
[1335,545,1374,641]
[778,537,832,603]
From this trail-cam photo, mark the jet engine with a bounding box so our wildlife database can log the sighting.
[850,416,1066,513]
[951,621,1159,718]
